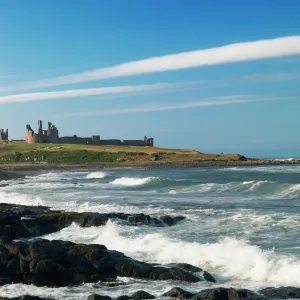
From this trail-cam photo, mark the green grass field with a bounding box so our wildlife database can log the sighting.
[0,141,246,166]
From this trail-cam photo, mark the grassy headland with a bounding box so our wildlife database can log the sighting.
[0,142,299,173]
[0,141,245,167]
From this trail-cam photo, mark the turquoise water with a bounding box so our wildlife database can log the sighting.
[1,165,300,299]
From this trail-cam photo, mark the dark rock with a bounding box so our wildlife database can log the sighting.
[0,183,9,187]
[238,155,247,161]
[0,203,186,240]
[193,288,267,300]
[167,263,216,283]
[163,287,194,299]
[203,271,216,283]
[115,297,131,300]
[163,287,266,300]
[87,295,112,300]
[168,263,203,273]
[193,288,240,300]
[259,287,300,298]
[159,215,185,226]
[131,291,155,300]
[0,239,207,287]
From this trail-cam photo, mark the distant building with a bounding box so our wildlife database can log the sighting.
[25,120,154,146]
[0,129,8,141]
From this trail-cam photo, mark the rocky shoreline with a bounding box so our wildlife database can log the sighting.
[0,203,300,299]
[1,158,300,182]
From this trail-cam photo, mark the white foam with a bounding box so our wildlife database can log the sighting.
[110,177,157,186]
[44,221,300,287]
[168,190,177,195]
[177,181,271,194]
[223,165,300,173]
[278,184,300,198]
[86,171,107,179]
[0,191,44,206]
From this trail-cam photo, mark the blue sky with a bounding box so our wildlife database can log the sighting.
[1,0,300,157]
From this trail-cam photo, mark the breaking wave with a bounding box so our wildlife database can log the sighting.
[170,180,300,198]
[110,177,158,186]
[0,191,44,206]
[86,171,107,179]
[44,221,300,287]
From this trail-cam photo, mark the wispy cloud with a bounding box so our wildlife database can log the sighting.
[0,74,21,80]
[52,95,299,118]
[0,36,300,93]
[0,82,199,104]
[0,71,299,104]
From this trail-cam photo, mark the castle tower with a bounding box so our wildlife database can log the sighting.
[38,120,43,135]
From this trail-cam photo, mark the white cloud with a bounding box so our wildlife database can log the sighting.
[0,71,299,104]
[0,82,199,104]
[52,95,299,118]
[1,36,300,93]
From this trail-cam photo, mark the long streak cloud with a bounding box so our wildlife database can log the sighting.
[52,95,299,118]
[1,36,300,93]
[0,82,196,104]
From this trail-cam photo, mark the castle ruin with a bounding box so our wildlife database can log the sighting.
[26,121,58,144]
[0,129,8,141]
[26,120,154,146]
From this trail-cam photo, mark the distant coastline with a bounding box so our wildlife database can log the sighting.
[1,158,300,181]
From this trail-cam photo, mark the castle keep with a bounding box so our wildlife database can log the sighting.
[0,129,8,141]
[26,120,154,146]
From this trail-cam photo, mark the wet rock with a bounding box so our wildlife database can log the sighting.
[163,287,194,299]
[131,291,155,300]
[168,263,203,273]
[0,239,207,287]
[0,203,186,240]
[167,263,216,283]
[159,215,185,226]
[259,287,300,298]
[203,271,216,283]
[87,295,112,300]
[193,288,266,300]
[0,183,9,187]
[115,297,131,300]
[163,287,266,300]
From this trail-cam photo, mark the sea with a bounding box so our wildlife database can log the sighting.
[1,164,300,299]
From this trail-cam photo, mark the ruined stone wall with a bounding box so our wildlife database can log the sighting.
[25,125,35,144]
[59,136,93,144]
[122,140,148,146]
[99,139,123,146]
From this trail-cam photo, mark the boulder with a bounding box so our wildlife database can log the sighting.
[87,295,112,300]
[0,204,186,240]
[0,239,208,287]
[163,287,266,300]
[163,287,194,299]
[131,291,155,300]
[167,263,216,283]
[259,287,300,298]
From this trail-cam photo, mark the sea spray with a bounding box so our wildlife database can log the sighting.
[44,221,300,287]
[110,177,158,186]
[86,171,107,179]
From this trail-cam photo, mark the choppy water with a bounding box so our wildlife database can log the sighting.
[1,165,300,299]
